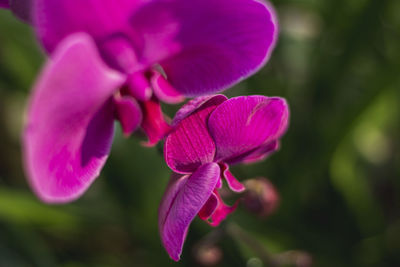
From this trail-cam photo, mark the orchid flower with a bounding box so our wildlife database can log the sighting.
[159,95,289,260]
[21,0,279,203]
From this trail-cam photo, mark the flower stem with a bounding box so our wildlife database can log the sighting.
[227,222,279,267]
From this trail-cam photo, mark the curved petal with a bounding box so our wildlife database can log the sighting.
[158,163,220,261]
[125,72,152,101]
[129,0,278,96]
[23,33,126,203]
[208,96,289,163]
[140,97,171,147]
[150,71,185,104]
[207,190,238,227]
[33,0,144,53]
[172,95,227,126]
[164,96,226,173]
[114,94,142,137]
[223,140,280,165]
[236,140,280,165]
[198,192,218,220]
[220,163,245,192]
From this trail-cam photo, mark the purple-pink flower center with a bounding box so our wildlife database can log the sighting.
[96,35,179,145]
[101,34,181,102]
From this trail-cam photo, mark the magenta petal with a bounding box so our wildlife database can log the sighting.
[164,96,226,174]
[208,96,289,163]
[99,35,140,73]
[198,192,219,220]
[215,176,223,189]
[220,163,245,193]
[240,140,280,164]
[172,95,227,126]
[208,190,238,227]
[33,0,144,53]
[130,0,278,96]
[159,163,220,261]
[23,33,126,203]
[114,95,142,137]
[125,72,152,101]
[150,71,184,104]
[140,97,171,147]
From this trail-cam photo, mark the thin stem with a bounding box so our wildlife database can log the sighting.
[227,222,279,267]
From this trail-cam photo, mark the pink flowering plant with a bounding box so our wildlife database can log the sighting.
[0,0,289,263]
[2,0,280,203]
[160,95,289,260]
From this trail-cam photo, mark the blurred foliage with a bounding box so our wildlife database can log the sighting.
[0,0,399,266]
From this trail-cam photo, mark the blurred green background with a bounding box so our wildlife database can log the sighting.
[0,0,399,266]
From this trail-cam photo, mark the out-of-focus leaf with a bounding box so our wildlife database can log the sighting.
[0,11,43,91]
[0,187,79,228]
[330,88,398,234]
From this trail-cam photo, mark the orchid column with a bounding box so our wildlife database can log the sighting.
[17,0,278,202]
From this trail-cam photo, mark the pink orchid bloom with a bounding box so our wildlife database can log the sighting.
[20,0,279,203]
[160,95,289,260]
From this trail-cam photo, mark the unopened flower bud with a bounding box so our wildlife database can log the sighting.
[194,245,223,266]
[242,178,279,217]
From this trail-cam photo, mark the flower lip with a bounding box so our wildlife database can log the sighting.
[206,190,239,227]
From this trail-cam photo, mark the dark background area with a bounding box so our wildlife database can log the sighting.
[0,0,399,266]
